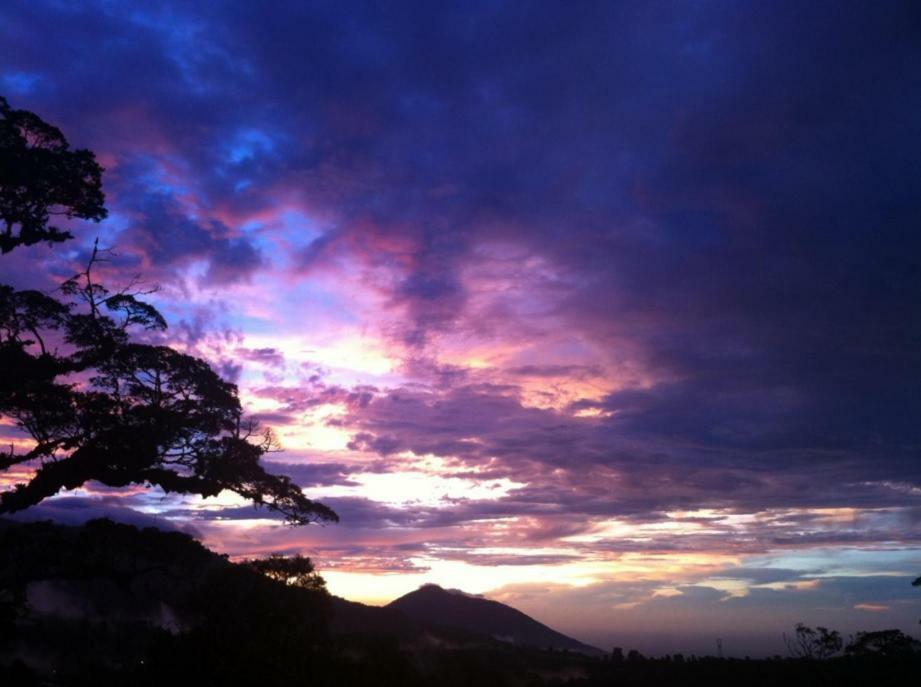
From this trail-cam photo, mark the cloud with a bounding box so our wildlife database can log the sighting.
[109,179,265,285]
[4,495,199,536]
[492,571,921,657]
[336,382,921,519]
[1,2,920,648]
[238,347,286,368]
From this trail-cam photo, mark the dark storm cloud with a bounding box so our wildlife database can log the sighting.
[261,461,359,488]
[109,174,265,284]
[337,382,921,519]
[238,347,286,367]
[2,1,919,531]
[252,382,378,416]
[505,365,604,380]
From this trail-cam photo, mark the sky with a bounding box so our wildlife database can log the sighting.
[1,0,920,656]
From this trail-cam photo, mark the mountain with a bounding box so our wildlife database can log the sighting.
[329,595,421,637]
[329,594,518,651]
[384,584,603,656]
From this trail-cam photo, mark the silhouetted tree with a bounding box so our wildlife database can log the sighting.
[0,245,335,523]
[0,97,336,525]
[845,629,921,657]
[242,553,327,592]
[783,623,842,659]
[915,575,920,624]
[0,96,105,253]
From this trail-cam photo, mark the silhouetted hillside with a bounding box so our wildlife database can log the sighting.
[387,584,604,656]
[0,518,332,685]
[330,595,523,649]
[330,596,420,637]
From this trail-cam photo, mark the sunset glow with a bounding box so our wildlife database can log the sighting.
[2,0,920,657]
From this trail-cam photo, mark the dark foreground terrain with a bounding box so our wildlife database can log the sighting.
[1,519,917,686]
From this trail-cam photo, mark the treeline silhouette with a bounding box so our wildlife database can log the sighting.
[1,97,919,686]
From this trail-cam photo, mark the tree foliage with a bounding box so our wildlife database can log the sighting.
[783,623,842,659]
[846,629,921,657]
[242,553,328,592]
[0,97,336,525]
[0,246,336,523]
[0,96,106,254]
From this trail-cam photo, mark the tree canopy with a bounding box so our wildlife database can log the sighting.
[784,623,842,659]
[0,96,106,254]
[0,96,336,525]
[242,553,327,592]
[846,629,921,657]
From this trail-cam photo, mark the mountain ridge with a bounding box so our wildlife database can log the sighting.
[364,583,603,655]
